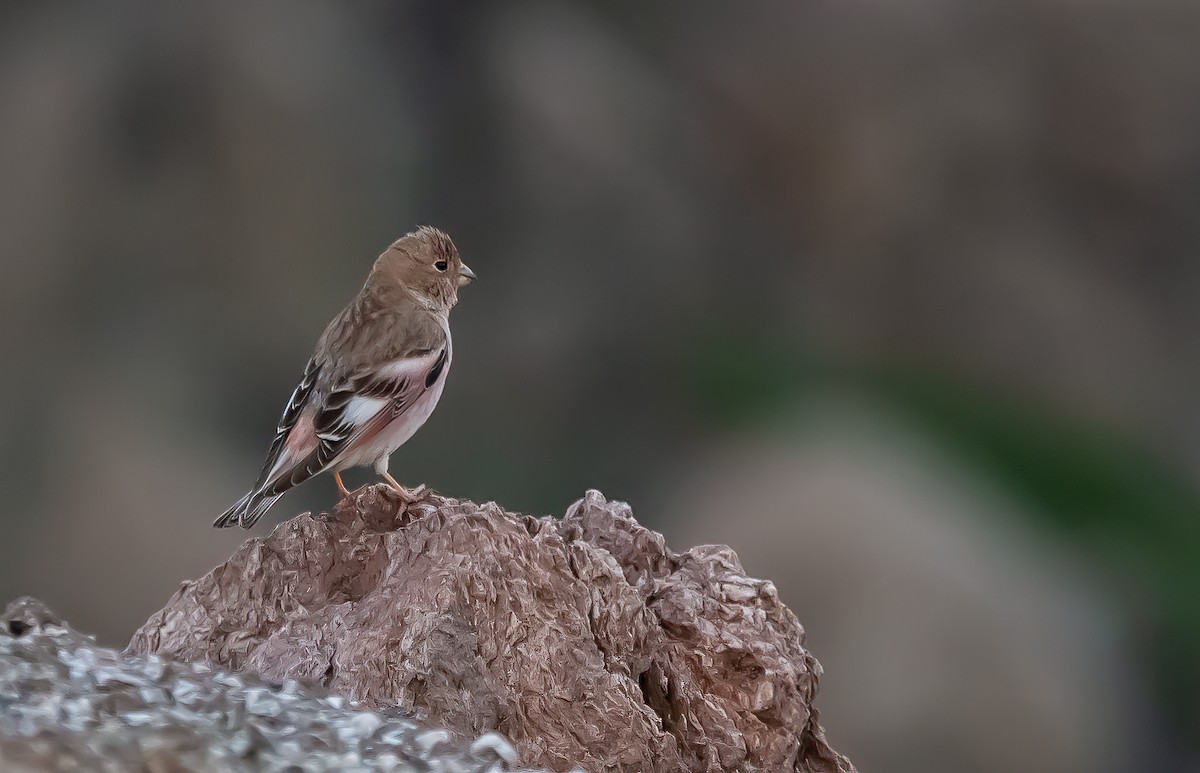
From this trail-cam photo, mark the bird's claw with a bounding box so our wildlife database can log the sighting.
[395,483,426,504]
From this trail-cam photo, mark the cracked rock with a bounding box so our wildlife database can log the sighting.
[127,487,854,773]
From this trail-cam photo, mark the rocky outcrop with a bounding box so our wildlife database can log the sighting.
[127,487,854,773]
[0,596,534,772]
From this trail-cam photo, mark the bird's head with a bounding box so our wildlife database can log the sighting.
[372,225,475,310]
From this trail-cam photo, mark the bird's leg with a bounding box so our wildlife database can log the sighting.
[334,471,351,499]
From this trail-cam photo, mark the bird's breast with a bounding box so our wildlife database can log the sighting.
[375,338,452,457]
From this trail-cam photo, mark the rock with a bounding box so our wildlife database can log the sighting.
[128,487,854,773]
[665,427,1147,773]
[0,597,542,773]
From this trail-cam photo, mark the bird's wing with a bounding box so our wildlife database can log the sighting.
[257,345,449,496]
[249,355,322,491]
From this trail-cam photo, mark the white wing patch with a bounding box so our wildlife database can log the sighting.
[315,395,383,442]
[343,396,388,427]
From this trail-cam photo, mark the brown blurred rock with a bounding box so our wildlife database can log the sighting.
[663,419,1148,773]
[128,486,853,773]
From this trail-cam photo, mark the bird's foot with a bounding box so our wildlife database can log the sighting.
[380,472,426,504]
[397,484,426,504]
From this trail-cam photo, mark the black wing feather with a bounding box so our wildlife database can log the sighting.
[252,357,320,490]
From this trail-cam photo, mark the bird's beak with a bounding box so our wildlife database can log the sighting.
[458,264,476,286]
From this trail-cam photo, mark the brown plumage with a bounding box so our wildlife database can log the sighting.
[215,226,475,528]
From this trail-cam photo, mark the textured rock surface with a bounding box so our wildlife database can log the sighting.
[0,597,542,773]
[129,487,855,773]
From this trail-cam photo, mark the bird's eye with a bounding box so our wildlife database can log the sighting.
[434,260,448,272]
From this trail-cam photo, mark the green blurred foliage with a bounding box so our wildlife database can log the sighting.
[690,340,1200,734]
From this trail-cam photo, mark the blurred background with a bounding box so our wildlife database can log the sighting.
[1,1,1198,770]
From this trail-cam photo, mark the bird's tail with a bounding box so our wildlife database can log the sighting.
[213,489,284,529]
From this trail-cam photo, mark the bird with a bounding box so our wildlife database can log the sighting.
[214,226,474,529]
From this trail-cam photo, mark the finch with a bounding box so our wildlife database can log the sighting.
[214,226,475,529]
